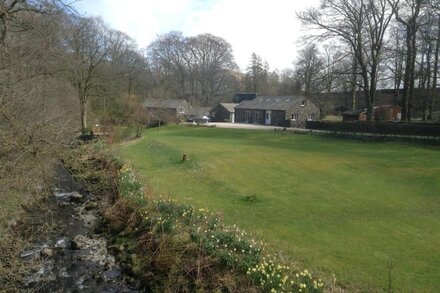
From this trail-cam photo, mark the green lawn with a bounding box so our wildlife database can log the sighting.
[117,125,440,292]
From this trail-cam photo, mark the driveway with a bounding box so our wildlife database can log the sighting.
[207,122,292,131]
[206,122,318,134]
[183,121,313,133]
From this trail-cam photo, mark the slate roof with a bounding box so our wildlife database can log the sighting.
[233,93,257,103]
[219,103,239,113]
[190,106,212,116]
[235,96,306,111]
[143,99,189,109]
[342,108,367,116]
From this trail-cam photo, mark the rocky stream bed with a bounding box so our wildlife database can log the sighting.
[18,166,141,292]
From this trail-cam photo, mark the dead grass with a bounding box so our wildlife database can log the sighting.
[0,192,36,291]
[0,185,59,292]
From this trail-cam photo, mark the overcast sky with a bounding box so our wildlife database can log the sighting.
[73,0,320,72]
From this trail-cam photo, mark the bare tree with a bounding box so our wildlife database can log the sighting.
[147,32,238,106]
[278,68,301,95]
[386,25,406,105]
[107,30,148,97]
[0,0,56,44]
[294,43,324,96]
[147,32,188,98]
[299,0,398,120]
[393,0,425,121]
[430,9,440,119]
[0,0,79,191]
[65,16,110,132]
[187,33,237,106]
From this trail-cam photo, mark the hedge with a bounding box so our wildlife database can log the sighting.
[306,121,440,138]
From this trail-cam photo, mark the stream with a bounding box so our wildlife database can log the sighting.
[18,166,141,292]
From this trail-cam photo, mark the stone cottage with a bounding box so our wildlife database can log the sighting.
[235,96,320,127]
[210,103,239,123]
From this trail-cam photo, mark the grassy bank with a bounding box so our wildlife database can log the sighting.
[117,125,440,292]
[64,142,324,292]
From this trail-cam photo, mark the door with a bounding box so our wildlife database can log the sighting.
[245,111,251,123]
[265,110,271,125]
[252,112,260,124]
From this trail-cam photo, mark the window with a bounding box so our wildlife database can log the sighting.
[266,113,269,119]
[291,114,298,121]
[179,107,184,114]
[301,100,306,106]
[308,113,315,121]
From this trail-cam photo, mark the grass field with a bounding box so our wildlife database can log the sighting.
[117,125,440,292]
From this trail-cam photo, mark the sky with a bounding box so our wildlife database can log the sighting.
[72,0,320,72]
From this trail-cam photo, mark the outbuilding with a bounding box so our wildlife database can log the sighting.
[143,99,193,121]
[342,109,367,122]
[235,96,320,128]
[210,103,238,123]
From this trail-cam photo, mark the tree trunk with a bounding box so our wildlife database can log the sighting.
[408,28,417,121]
[351,55,358,110]
[423,41,432,121]
[393,35,403,106]
[397,0,422,121]
[394,75,401,106]
[80,100,87,131]
[358,49,373,121]
[401,29,413,122]
[429,19,440,120]
[368,60,379,121]
[362,79,373,120]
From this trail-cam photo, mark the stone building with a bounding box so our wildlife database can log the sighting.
[235,96,320,127]
[210,103,238,123]
[143,99,193,120]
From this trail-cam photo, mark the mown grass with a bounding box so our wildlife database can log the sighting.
[117,125,440,292]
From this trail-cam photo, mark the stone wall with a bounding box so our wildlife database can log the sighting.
[287,100,321,128]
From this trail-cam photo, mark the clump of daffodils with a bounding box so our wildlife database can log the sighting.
[119,164,146,200]
[247,257,324,292]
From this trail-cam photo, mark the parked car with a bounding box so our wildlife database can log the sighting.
[187,116,210,124]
